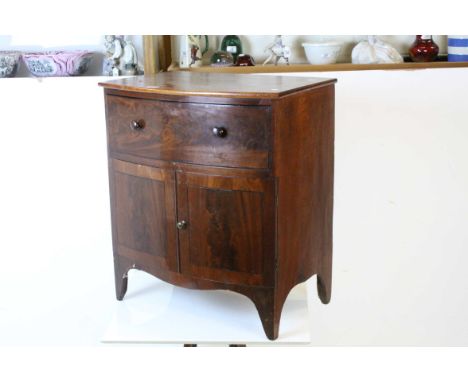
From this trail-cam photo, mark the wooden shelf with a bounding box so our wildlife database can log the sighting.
[170,61,468,74]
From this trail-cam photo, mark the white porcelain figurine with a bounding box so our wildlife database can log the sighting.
[103,35,124,76]
[263,35,291,66]
[352,35,403,64]
[121,36,138,75]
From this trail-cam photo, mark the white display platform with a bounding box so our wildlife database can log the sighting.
[102,270,311,346]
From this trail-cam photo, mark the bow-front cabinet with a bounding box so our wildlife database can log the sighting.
[100,72,336,340]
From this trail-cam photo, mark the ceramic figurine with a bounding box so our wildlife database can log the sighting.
[190,43,200,66]
[121,36,138,75]
[352,35,403,64]
[179,35,209,68]
[263,35,291,66]
[188,35,209,67]
[102,35,115,75]
[103,35,124,76]
[0,51,21,78]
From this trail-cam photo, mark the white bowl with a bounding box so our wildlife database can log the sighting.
[302,42,342,65]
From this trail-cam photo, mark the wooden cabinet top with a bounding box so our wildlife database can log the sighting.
[99,72,336,99]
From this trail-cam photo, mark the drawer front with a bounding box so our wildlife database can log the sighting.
[105,95,271,169]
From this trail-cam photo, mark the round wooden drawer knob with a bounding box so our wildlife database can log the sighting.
[212,126,227,138]
[131,119,145,131]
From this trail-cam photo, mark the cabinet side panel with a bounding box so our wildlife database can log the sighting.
[273,85,335,297]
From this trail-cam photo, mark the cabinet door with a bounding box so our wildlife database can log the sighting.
[110,159,177,272]
[176,171,275,287]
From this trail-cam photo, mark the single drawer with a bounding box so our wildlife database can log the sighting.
[105,95,271,169]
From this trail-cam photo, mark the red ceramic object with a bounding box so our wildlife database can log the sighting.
[409,35,439,62]
[234,54,255,66]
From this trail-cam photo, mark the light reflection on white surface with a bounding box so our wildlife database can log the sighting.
[102,270,311,345]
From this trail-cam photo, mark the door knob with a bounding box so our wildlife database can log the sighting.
[176,220,188,230]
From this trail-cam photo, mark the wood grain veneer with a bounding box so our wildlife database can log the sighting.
[101,72,336,340]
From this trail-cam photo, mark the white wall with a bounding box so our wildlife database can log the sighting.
[278,68,468,345]
[0,68,467,345]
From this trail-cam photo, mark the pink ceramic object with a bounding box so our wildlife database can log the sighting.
[22,51,93,77]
